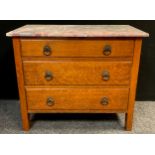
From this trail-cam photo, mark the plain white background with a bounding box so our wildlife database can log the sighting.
[0,0,154,155]
[1,0,155,20]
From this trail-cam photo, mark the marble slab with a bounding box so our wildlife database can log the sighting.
[6,25,149,37]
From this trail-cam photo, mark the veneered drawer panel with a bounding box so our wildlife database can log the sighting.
[21,39,134,57]
[26,87,129,111]
[23,60,132,86]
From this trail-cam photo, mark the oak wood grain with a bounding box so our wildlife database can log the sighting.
[28,109,127,113]
[12,38,30,131]
[26,87,129,111]
[21,39,134,57]
[125,38,142,131]
[11,36,144,131]
[23,60,132,86]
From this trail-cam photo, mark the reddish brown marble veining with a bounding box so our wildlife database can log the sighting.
[6,25,149,37]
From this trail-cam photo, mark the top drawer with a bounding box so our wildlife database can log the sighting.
[20,39,134,57]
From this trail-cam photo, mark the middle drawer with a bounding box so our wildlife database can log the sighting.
[23,60,132,86]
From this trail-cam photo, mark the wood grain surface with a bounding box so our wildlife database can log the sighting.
[125,38,142,131]
[13,38,30,131]
[23,60,132,86]
[11,36,144,131]
[26,87,129,111]
[21,38,134,57]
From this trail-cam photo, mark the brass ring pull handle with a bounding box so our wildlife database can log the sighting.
[101,97,109,106]
[46,97,55,106]
[45,71,53,81]
[43,45,52,56]
[103,45,112,56]
[102,70,110,81]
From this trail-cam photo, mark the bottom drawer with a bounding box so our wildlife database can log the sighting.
[26,87,129,111]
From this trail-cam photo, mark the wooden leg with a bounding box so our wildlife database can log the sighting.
[21,112,30,131]
[13,38,30,131]
[125,112,133,131]
[124,39,142,131]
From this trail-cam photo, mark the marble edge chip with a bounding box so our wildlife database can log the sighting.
[6,25,149,37]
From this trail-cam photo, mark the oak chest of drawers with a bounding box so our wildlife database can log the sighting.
[6,25,149,131]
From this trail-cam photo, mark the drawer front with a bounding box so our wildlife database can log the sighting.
[21,39,134,57]
[23,60,132,86]
[26,87,129,110]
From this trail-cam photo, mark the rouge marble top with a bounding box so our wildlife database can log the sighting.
[6,25,149,37]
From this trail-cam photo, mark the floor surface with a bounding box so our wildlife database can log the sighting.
[0,100,154,134]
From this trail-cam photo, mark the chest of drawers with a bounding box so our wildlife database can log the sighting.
[6,25,149,131]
